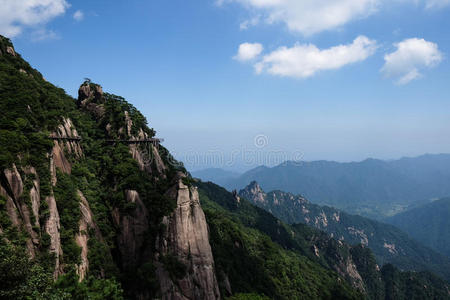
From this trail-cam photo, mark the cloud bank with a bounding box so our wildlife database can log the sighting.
[236,36,377,78]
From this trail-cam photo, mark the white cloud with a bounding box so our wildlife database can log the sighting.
[234,42,264,61]
[0,0,69,38]
[426,0,450,8]
[381,38,443,84]
[73,10,84,21]
[221,0,379,35]
[252,36,377,78]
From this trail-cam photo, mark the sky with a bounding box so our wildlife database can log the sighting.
[1,0,450,172]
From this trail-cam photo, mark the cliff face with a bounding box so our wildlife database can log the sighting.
[156,175,220,300]
[0,164,38,258]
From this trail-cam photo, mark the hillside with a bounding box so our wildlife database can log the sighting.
[238,181,450,282]
[387,197,450,258]
[198,181,450,300]
[221,156,450,218]
[0,35,213,299]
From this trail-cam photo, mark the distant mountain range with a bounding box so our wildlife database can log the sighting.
[387,197,450,258]
[193,154,450,219]
[238,181,450,281]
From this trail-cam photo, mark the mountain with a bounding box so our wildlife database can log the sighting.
[198,181,450,300]
[387,197,450,258]
[191,168,240,184]
[2,34,449,299]
[224,156,450,218]
[0,35,222,299]
[238,181,450,282]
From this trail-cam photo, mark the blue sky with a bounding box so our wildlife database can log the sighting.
[2,0,450,171]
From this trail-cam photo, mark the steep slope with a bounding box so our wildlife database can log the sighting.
[387,197,450,258]
[223,156,450,219]
[197,181,450,300]
[0,35,220,299]
[239,181,450,282]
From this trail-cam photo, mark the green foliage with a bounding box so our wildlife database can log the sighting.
[100,92,154,138]
[381,264,450,300]
[161,254,187,281]
[87,230,119,278]
[387,197,450,258]
[134,261,160,293]
[239,183,450,282]
[54,268,123,300]
[226,293,271,300]
[0,240,54,299]
[198,182,361,299]
[0,45,74,170]
[198,181,450,300]
[53,171,81,265]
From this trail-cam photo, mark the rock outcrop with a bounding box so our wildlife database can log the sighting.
[78,82,105,117]
[76,190,104,281]
[45,194,63,278]
[50,117,83,176]
[239,181,267,204]
[0,164,40,258]
[156,175,220,300]
[6,46,16,56]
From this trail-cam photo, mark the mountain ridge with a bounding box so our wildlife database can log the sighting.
[213,154,450,218]
[238,181,450,282]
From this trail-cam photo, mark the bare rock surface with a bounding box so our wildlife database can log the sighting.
[76,190,104,281]
[45,194,63,278]
[156,176,220,300]
[6,46,16,56]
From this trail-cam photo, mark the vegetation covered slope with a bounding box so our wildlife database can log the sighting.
[197,181,450,300]
[0,35,185,299]
[387,197,450,258]
[238,181,450,282]
[220,156,450,219]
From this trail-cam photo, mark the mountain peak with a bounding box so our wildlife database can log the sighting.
[78,80,104,106]
[239,181,267,204]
